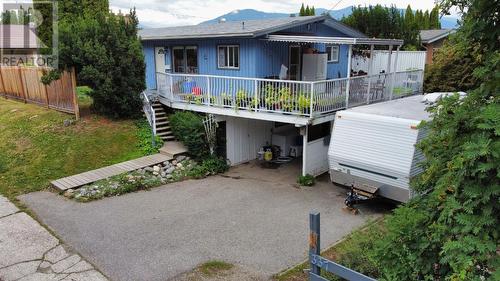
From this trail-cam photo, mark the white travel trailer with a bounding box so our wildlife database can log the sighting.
[328,95,431,203]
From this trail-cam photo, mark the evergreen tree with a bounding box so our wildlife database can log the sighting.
[423,10,430,29]
[299,3,305,16]
[305,5,310,16]
[429,5,441,28]
[310,6,315,16]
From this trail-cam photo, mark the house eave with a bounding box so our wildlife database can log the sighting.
[140,33,255,41]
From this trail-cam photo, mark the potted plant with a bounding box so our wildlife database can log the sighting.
[297,94,311,114]
[235,89,249,108]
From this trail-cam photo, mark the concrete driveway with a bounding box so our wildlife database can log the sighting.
[20,162,386,281]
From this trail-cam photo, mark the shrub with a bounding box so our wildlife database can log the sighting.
[136,120,163,155]
[424,37,481,93]
[297,174,315,186]
[169,111,209,159]
[188,156,229,179]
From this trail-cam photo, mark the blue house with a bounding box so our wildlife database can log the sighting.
[139,15,424,176]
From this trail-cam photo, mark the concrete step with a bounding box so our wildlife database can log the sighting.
[159,141,188,158]
[156,121,170,126]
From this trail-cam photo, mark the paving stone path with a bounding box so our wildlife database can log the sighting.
[0,195,109,281]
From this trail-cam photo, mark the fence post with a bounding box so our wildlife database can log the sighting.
[70,68,80,120]
[17,67,27,103]
[0,67,5,97]
[309,212,321,276]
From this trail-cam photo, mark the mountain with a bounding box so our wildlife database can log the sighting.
[200,7,459,28]
[201,9,289,24]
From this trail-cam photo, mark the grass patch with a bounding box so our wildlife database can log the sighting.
[0,97,146,202]
[199,261,234,277]
[274,219,385,281]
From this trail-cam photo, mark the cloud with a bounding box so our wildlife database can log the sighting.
[110,0,445,28]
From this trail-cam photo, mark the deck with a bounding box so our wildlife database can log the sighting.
[152,70,424,125]
[51,154,172,191]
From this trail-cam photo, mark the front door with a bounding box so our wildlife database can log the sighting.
[289,45,301,80]
[155,47,166,73]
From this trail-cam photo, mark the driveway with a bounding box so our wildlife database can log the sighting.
[19,162,386,281]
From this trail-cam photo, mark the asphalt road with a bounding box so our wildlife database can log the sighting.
[20,164,384,281]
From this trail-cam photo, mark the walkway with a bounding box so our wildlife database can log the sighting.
[51,154,172,191]
[0,195,108,281]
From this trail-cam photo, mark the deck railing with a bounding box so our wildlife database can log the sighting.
[156,69,423,118]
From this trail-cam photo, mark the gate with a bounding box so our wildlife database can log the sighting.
[309,212,377,281]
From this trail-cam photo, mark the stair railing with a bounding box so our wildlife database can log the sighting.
[141,91,157,136]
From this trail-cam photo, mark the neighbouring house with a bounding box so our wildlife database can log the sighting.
[420,29,456,64]
[139,14,425,176]
[0,24,45,66]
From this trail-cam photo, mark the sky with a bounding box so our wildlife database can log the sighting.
[109,0,445,28]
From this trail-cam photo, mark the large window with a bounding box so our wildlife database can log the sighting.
[218,45,239,69]
[326,45,339,63]
[172,46,198,73]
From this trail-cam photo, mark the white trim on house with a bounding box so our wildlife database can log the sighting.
[217,44,240,69]
[326,45,339,63]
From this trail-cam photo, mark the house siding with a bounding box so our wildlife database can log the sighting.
[143,22,355,89]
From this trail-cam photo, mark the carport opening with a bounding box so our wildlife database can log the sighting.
[217,116,332,178]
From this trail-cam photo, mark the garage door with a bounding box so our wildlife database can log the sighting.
[226,117,272,165]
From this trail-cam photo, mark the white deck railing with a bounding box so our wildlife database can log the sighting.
[156,69,423,118]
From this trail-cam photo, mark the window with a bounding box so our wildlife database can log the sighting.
[326,45,339,63]
[172,46,198,73]
[218,45,239,69]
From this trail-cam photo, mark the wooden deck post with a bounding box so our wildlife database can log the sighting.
[302,125,308,176]
[389,46,400,100]
[70,67,80,120]
[386,45,393,100]
[345,45,353,109]
[366,44,375,104]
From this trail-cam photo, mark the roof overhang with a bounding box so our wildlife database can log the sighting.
[421,30,456,44]
[263,35,403,46]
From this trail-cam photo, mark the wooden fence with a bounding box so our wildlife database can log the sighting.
[0,66,79,119]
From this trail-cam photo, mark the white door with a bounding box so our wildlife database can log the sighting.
[226,118,272,165]
[155,47,166,74]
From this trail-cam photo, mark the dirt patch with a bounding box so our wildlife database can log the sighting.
[172,263,268,281]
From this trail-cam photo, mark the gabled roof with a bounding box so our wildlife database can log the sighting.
[139,15,366,41]
[420,29,455,44]
[0,24,45,49]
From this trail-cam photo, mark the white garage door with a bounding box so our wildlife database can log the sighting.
[226,117,272,165]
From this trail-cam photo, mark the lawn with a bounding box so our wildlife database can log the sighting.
[0,96,146,202]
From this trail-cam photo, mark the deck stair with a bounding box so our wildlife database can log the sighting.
[152,102,175,141]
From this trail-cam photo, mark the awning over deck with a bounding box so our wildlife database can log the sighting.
[263,35,403,46]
